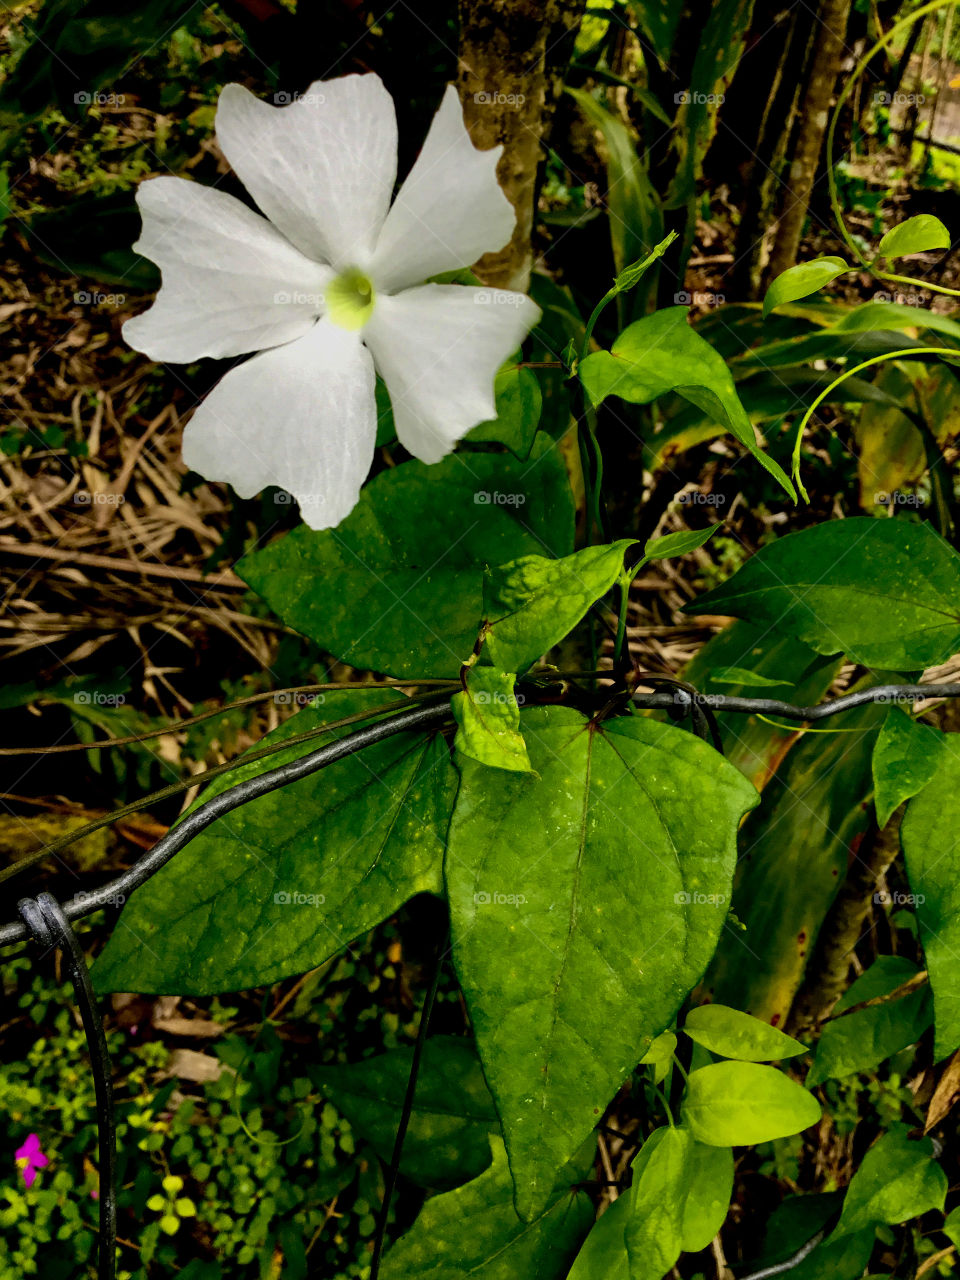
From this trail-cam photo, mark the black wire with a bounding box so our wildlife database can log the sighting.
[0,696,451,949]
[631,682,960,722]
[737,1224,828,1278]
[368,928,449,1280]
[18,893,117,1280]
[3,683,959,950]
[648,676,725,752]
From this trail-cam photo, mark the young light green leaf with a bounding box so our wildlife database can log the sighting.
[452,668,532,773]
[312,1037,499,1189]
[238,443,575,679]
[872,707,945,828]
[681,1062,821,1146]
[625,1126,693,1280]
[681,1143,734,1252]
[687,517,960,669]
[879,214,951,260]
[381,1136,594,1279]
[93,691,457,995]
[640,1031,678,1084]
[578,307,796,499]
[806,957,932,1087]
[683,1004,807,1061]
[943,1205,960,1248]
[901,751,960,1058]
[832,1125,947,1238]
[762,257,849,318]
[467,362,543,458]
[566,1192,630,1280]
[613,231,678,294]
[482,539,635,673]
[447,706,758,1219]
[642,524,720,563]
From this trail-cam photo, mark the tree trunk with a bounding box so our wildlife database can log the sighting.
[900,17,932,169]
[764,0,853,281]
[728,1,818,297]
[456,0,585,291]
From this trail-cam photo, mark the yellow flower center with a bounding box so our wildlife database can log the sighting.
[326,268,375,330]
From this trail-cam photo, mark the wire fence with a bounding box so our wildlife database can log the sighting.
[5,680,959,1280]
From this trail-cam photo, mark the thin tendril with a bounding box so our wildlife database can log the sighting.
[790,347,960,498]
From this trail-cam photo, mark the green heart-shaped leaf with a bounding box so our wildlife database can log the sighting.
[239,444,575,679]
[93,691,457,994]
[681,1061,820,1145]
[447,706,757,1218]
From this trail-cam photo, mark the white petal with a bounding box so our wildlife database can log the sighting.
[123,177,331,363]
[182,320,376,530]
[370,86,516,294]
[215,75,397,270]
[364,284,540,462]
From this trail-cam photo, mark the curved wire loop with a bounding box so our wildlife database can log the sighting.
[18,893,117,1280]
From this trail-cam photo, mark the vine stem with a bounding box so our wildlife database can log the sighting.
[574,230,679,548]
[369,928,449,1280]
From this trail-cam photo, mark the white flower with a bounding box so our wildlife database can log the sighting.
[123,74,541,530]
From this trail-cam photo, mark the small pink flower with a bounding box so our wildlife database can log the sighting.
[15,1134,49,1189]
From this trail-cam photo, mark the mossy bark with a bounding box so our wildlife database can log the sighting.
[456,0,585,290]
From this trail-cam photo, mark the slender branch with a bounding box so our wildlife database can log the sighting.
[788,815,900,1036]
[5,682,960,898]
